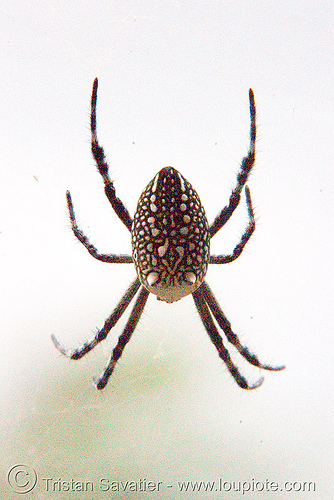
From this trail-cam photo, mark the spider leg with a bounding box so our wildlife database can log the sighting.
[51,277,141,359]
[93,285,150,390]
[66,190,132,263]
[209,89,256,238]
[192,284,264,390]
[90,78,133,232]
[210,185,255,264]
[200,281,285,372]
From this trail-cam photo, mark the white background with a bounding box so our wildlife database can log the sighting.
[1,1,333,499]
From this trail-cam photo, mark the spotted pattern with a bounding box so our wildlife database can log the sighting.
[131,167,210,302]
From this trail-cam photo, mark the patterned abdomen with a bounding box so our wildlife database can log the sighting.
[131,166,210,302]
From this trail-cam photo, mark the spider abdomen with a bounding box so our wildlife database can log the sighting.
[131,166,210,302]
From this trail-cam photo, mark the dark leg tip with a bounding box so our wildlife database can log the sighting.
[92,375,107,390]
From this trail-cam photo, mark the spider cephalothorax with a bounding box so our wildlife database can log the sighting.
[52,78,284,390]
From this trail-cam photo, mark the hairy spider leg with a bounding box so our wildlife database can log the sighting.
[51,277,141,359]
[209,89,256,238]
[210,185,255,264]
[93,285,150,389]
[90,78,133,232]
[192,285,264,390]
[199,281,285,371]
[65,190,133,264]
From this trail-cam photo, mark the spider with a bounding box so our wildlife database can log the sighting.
[52,78,284,390]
